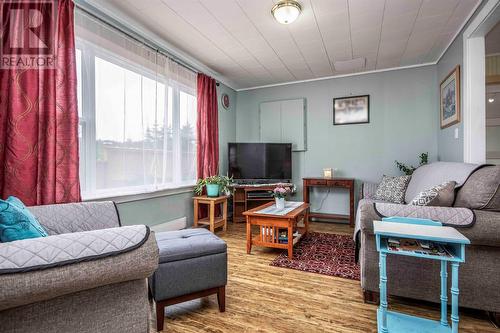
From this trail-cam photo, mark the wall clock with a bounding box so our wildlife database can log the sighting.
[221,93,230,110]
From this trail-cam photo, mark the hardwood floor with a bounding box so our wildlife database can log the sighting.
[152,222,496,332]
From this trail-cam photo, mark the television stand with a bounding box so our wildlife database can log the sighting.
[231,182,293,223]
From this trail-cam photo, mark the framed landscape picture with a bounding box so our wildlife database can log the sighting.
[333,95,370,125]
[440,66,460,129]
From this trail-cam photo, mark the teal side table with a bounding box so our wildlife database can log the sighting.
[373,217,470,333]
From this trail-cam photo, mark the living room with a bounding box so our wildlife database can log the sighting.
[0,0,499,332]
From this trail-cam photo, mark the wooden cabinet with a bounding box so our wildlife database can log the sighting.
[232,185,276,223]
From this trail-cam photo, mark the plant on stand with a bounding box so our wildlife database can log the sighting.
[272,184,293,210]
[194,175,233,197]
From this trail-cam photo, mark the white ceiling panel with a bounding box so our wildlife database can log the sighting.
[93,0,481,89]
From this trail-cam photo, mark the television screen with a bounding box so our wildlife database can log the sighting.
[228,143,292,180]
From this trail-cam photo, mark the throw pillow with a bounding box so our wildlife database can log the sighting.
[0,196,48,242]
[410,181,457,207]
[374,175,412,204]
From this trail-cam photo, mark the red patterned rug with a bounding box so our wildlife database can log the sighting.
[270,232,360,280]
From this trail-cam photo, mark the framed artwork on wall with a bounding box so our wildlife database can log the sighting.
[221,93,230,110]
[333,95,370,125]
[440,65,460,129]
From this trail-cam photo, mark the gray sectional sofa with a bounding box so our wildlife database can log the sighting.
[356,162,500,319]
[0,201,159,333]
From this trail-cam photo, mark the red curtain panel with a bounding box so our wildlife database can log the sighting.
[0,0,81,205]
[196,73,219,179]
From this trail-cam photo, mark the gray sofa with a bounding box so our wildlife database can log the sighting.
[0,201,159,333]
[356,162,500,318]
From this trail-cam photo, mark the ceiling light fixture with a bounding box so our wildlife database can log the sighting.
[272,1,302,25]
[488,98,495,103]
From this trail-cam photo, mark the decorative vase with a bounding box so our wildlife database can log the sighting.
[275,197,285,210]
[206,184,220,197]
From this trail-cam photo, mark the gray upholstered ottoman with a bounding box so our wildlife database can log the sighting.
[149,228,227,331]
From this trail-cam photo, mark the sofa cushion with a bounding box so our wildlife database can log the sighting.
[0,196,48,243]
[155,228,227,264]
[455,165,500,211]
[374,175,411,204]
[409,181,456,207]
[404,162,481,204]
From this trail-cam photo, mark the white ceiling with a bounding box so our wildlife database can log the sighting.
[92,0,481,90]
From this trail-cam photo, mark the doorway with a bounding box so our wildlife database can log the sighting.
[486,23,500,164]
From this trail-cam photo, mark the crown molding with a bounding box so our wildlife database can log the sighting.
[236,62,436,92]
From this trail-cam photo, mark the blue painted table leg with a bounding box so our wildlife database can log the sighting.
[379,252,388,333]
[440,261,448,326]
[451,262,460,333]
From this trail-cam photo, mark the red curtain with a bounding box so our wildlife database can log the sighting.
[0,0,81,206]
[196,73,219,179]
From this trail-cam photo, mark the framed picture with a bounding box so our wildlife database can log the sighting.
[440,65,460,129]
[333,95,370,125]
[221,93,230,110]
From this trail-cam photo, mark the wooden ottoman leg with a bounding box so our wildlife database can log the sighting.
[156,301,165,331]
[217,286,226,312]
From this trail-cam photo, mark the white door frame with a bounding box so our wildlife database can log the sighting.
[463,0,500,163]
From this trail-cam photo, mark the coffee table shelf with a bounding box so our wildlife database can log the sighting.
[243,201,309,259]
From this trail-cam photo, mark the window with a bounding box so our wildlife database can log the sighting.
[75,11,197,199]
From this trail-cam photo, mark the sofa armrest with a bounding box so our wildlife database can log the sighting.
[359,203,500,247]
[0,227,159,311]
[360,182,379,200]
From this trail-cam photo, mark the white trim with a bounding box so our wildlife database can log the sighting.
[236,62,436,91]
[83,183,195,203]
[463,0,500,164]
[435,1,484,64]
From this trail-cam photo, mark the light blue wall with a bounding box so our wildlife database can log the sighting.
[117,83,237,227]
[436,21,465,162]
[235,66,438,214]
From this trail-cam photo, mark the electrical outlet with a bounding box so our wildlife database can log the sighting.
[454,128,459,139]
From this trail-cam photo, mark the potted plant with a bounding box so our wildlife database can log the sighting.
[272,184,293,210]
[194,175,233,197]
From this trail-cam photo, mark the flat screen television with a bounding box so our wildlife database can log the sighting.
[228,143,292,182]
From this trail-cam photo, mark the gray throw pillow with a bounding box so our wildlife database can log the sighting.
[455,165,500,211]
[374,175,412,204]
[410,181,456,207]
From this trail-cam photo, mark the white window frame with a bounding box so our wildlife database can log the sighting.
[76,39,197,200]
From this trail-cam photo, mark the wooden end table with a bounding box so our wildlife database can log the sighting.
[193,195,228,233]
[243,201,309,259]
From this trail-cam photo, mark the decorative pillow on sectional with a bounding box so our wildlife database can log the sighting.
[454,165,500,211]
[0,196,48,242]
[374,175,412,204]
[409,181,456,206]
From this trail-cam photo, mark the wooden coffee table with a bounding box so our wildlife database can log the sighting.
[243,201,309,259]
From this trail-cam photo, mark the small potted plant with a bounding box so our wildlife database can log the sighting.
[194,175,233,197]
[272,184,293,210]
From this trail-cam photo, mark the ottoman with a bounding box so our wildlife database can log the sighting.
[149,228,227,331]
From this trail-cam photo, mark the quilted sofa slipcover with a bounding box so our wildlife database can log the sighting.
[356,162,500,315]
[0,201,159,333]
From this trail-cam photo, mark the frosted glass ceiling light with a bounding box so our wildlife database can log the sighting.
[272,1,301,25]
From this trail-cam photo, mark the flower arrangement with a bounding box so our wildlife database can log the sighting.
[272,184,295,199]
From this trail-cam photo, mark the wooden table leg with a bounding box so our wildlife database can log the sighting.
[287,224,293,259]
[222,199,227,232]
[193,199,199,228]
[304,209,309,236]
[246,217,252,254]
[209,201,215,233]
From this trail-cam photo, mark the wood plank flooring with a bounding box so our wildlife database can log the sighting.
[152,222,496,332]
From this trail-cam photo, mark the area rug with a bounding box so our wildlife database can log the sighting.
[270,232,360,280]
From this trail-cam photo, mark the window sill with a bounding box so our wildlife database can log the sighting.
[82,182,196,204]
